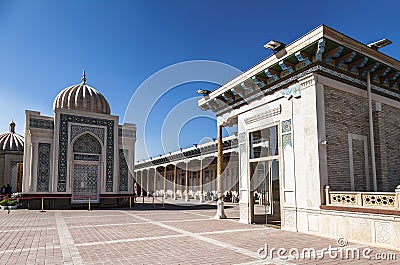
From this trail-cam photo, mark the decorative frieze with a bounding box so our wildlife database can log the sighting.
[29,118,54,130]
[216,63,400,116]
[74,154,99,161]
[244,105,281,124]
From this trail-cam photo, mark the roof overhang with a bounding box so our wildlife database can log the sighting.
[198,25,400,115]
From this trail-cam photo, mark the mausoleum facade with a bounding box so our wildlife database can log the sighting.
[22,73,136,208]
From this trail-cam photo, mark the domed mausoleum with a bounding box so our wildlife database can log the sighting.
[23,72,136,209]
[0,121,24,192]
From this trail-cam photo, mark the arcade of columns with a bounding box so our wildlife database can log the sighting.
[134,135,239,203]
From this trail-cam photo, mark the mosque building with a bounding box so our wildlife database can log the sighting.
[0,121,24,193]
[22,72,136,209]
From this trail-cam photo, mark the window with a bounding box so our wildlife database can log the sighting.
[249,126,278,159]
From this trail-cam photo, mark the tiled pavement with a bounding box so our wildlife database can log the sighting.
[0,197,399,264]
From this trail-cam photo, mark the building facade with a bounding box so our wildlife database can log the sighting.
[22,73,136,208]
[198,25,400,247]
[0,122,24,193]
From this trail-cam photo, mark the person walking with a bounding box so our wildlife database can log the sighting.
[5,184,12,196]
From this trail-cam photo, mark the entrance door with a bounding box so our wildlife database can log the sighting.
[250,160,280,224]
[72,163,100,203]
[71,133,102,203]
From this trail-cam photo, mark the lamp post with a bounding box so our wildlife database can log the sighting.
[366,38,392,192]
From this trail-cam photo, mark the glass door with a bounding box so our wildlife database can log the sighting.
[250,160,280,225]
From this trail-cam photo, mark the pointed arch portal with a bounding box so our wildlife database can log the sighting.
[72,133,102,203]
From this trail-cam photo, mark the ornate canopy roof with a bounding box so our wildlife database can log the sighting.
[199,25,400,115]
[0,122,24,151]
[53,71,110,115]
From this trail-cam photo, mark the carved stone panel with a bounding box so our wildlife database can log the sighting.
[375,221,390,244]
[119,149,129,192]
[73,134,102,154]
[37,143,51,192]
[72,164,99,202]
[71,125,105,143]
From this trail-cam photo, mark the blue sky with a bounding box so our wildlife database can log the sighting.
[0,0,399,160]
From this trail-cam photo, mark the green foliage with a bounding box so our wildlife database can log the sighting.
[0,197,18,206]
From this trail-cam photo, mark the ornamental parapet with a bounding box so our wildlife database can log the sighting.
[325,185,400,210]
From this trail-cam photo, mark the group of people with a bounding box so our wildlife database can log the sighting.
[0,184,12,196]
[224,191,239,203]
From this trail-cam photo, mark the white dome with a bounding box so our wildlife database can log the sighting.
[0,122,24,151]
[53,72,110,115]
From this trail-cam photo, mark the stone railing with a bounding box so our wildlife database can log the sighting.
[325,185,400,209]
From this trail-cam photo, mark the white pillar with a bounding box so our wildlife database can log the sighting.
[163,166,167,199]
[173,164,177,200]
[199,159,205,203]
[185,160,190,202]
[147,169,150,197]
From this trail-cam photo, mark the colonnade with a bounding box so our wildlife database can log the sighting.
[134,154,239,203]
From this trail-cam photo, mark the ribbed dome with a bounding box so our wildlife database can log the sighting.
[0,122,24,151]
[53,72,110,114]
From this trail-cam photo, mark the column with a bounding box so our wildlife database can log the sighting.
[199,159,205,203]
[140,171,143,197]
[153,168,157,197]
[185,160,190,202]
[135,171,138,196]
[215,124,226,219]
[163,166,167,199]
[173,164,177,200]
[28,143,34,191]
[147,169,150,197]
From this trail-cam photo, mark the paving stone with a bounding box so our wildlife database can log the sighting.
[0,200,398,264]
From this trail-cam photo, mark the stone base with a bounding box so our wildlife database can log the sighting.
[214,199,227,219]
[19,194,131,210]
[199,195,205,203]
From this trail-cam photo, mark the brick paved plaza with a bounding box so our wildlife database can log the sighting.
[0,198,398,265]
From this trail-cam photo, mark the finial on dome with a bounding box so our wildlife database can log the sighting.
[82,69,86,84]
[9,121,15,133]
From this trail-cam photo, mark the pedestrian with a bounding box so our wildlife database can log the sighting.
[0,185,5,195]
[5,184,12,196]
[134,183,138,202]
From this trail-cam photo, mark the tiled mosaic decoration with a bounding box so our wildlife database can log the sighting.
[57,114,114,192]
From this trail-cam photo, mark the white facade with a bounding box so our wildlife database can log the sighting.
[198,25,400,247]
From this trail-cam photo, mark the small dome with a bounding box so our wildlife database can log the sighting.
[53,71,110,114]
[0,122,24,151]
